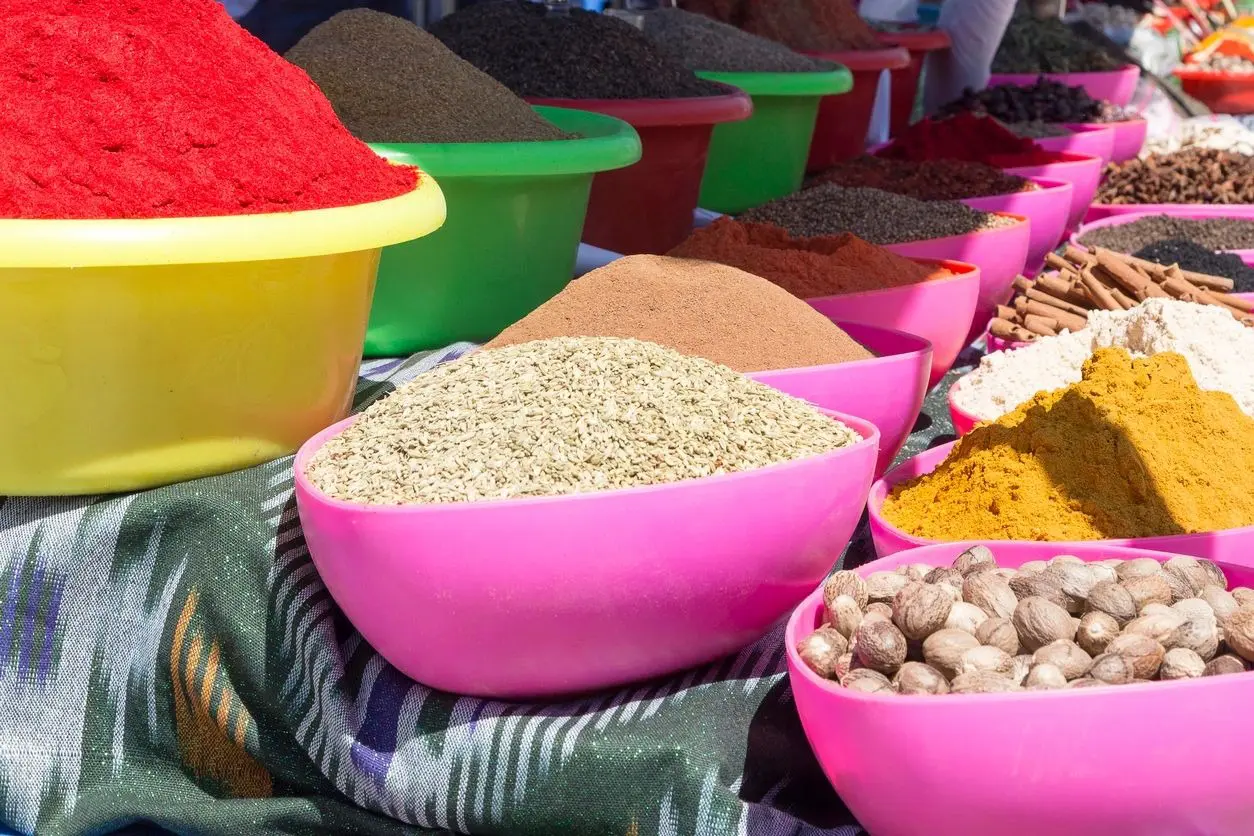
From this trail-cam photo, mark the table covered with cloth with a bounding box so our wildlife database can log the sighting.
[0,341,977,836]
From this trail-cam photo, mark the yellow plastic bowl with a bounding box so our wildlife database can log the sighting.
[0,175,446,495]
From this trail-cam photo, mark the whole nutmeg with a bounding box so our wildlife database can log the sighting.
[1047,561,1097,608]
[1123,611,1187,644]
[1089,652,1136,684]
[1139,603,1173,617]
[1032,639,1093,680]
[893,661,950,695]
[866,571,910,604]
[1025,662,1068,690]
[975,617,1021,656]
[1106,633,1165,679]
[1172,598,1215,623]
[922,628,981,680]
[896,564,929,581]
[925,566,965,592]
[1013,596,1075,651]
[1164,556,1209,595]
[1086,581,1137,624]
[1076,611,1120,657]
[1067,677,1107,689]
[964,572,1017,619]
[866,602,894,620]
[841,668,893,693]
[952,545,996,576]
[1122,575,1173,611]
[957,645,1014,676]
[1224,608,1254,662]
[945,601,989,635]
[854,619,908,675]
[824,570,868,610]
[892,582,952,641]
[826,594,863,640]
[1161,570,1193,604]
[1088,563,1119,586]
[1009,571,1068,609]
[1010,654,1033,686]
[798,626,849,679]
[1018,560,1049,574]
[1050,554,1085,566]
[1232,587,1254,608]
[994,568,1018,581]
[1163,614,1219,661]
[1198,559,1228,589]
[834,652,855,681]
[1160,647,1206,680]
[950,670,1022,694]
[1200,586,1239,623]
[1116,557,1163,582]
[1203,654,1249,677]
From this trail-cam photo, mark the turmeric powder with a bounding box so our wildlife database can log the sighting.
[883,347,1254,541]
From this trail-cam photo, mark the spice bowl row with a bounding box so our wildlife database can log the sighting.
[786,540,1254,836]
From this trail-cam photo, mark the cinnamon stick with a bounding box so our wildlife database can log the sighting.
[1108,287,1138,310]
[1124,254,1235,292]
[1044,252,1072,274]
[1092,248,1170,300]
[989,318,1036,343]
[1208,291,1254,313]
[1023,286,1090,318]
[1033,273,1091,307]
[1160,276,1216,306]
[996,304,1018,321]
[1018,298,1088,332]
[1063,245,1097,267]
[1078,268,1122,311]
[1023,314,1059,336]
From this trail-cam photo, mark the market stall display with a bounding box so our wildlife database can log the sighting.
[1077,213,1254,264]
[1090,148,1254,217]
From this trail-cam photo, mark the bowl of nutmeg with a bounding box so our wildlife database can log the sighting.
[786,541,1254,836]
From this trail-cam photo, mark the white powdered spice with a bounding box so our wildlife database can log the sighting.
[954,299,1254,421]
[305,336,861,505]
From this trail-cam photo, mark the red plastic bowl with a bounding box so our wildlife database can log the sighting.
[1033,123,1115,165]
[1174,67,1254,115]
[527,91,752,255]
[806,259,979,388]
[995,151,1104,233]
[987,65,1141,107]
[804,47,912,171]
[875,29,952,136]
[962,177,1072,273]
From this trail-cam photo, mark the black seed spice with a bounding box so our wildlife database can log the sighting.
[1133,239,1254,293]
[286,9,567,144]
[429,1,728,100]
[939,78,1128,124]
[738,183,1016,244]
[1079,215,1254,253]
[1096,149,1254,205]
[806,156,1035,201]
[992,10,1121,73]
[641,8,831,73]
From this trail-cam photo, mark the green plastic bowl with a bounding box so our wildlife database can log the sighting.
[696,68,852,215]
[367,106,640,357]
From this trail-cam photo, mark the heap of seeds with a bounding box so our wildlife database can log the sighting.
[1079,215,1254,253]
[641,8,832,73]
[740,183,1016,244]
[304,337,861,505]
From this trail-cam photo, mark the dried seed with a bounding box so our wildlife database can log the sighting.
[797,626,848,679]
[893,662,950,695]
[1160,648,1206,680]
[975,617,1022,656]
[824,571,868,611]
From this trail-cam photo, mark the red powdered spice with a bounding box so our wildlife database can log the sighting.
[877,113,1039,164]
[0,0,416,220]
[669,217,950,298]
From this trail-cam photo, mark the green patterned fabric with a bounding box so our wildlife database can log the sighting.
[0,342,973,836]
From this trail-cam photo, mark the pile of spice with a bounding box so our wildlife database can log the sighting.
[798,547,1254,695]
[285,9,566,144]
[738,183,1017,243]
[677,0,881,52]
[876,113,1041,164]
[428,1,726,100]
[304,336,861,505]
[938,78,1129,124]
[1142,117,1254,157]
[1134,240,1254,294]
[987,245,1252,342]
[1006,121,1072,139]
[887,346,1254,541]
[956,298,1254,423]
[0,0,416,220]
[1187,54,1254,74]
[1095,149,1254,205]
[669,219,949,298]
[640,8,832,73]
[485,255,873,371]
[1078,215,1254,253]
[807,157,1036,202]
[992,8,1122,73]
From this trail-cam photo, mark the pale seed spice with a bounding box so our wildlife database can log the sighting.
[304,336,861,505]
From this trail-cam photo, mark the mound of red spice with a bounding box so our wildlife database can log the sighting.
[876,113,1040,164]
[669,217,950,298]
[0,0,416,220]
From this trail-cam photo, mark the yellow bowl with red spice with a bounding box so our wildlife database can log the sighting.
[0,175,446,495]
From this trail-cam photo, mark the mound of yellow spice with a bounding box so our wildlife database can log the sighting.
[883,347,1254,541]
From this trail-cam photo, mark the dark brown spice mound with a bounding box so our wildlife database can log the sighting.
[807,156,1036,202]
[1095,149,1254,206]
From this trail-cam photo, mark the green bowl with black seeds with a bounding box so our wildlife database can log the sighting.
[366,105,640,357]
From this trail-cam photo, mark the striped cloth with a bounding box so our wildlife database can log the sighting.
[0,342,978,836]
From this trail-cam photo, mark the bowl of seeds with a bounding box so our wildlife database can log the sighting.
[786,541,1254,836]
[295,336,880,700]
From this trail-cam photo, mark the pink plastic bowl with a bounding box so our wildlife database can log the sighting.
[1074,210,1254,263]
[866,441,1254,565]
[986,65,1141,107]
[294,411,880,700]
[962,177,1072,274]
[750,322,931,476]
[885,216,1030,346]
[946,377,981,436]
[1085,202,1254,224]
[1099,118,1148,162]
[786,540,1254,836]
[984,331,1030,352]
[1034,123,1116,166]
[997,151,1104,233]
[806,259,980,388]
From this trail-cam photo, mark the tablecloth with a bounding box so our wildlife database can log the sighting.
[0,341,979,836]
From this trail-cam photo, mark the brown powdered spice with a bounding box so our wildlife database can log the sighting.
[486,255,872,372]
[669,218,948,298]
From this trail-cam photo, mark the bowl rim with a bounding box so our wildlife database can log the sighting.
[986,65,1139,81]
[295,406,881,515]
[945,376,984,426]
[747,320,932,380]
[785,540,1253,704]
[997,150,1104,169]
[1073,209,1254,256]
[525,88,754,128]
[796,47,912,73]
[960,176,1073,203]
[695,66,855,97]
[0,171,446,268]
